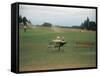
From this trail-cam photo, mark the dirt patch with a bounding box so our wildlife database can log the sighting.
[75,41,94,48]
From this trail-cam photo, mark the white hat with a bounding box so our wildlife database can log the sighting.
[57,36,60,39]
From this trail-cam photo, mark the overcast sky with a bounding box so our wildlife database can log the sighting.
[19,5,96,26]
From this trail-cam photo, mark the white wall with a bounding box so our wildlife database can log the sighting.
[0,0,99,76]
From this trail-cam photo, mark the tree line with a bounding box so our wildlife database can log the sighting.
[19,16,96,31]
[80,17,96,31]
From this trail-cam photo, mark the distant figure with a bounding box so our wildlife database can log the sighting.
[61,36,64,41]
[24,26,27,32]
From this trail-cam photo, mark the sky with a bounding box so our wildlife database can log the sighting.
[19,4,96,27]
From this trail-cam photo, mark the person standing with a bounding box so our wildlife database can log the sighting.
[23,16,28,32]
[24,25,27,32]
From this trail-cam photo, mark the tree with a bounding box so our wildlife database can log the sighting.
[22,16,28,26]
[19,16,32,32]
[19,16,29,26]
[80,17,90,29]
[28,20,32,24]
[19,15,22,23]
[42,22,52,27]
[80,17,96,31]
[88,21,96,31]
[84,17,89,29]
[80,22,84,29]
[86,17,89,29]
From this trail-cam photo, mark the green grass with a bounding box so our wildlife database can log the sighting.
[19,27,96,71]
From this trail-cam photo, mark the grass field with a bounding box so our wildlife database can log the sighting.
[19,27,96,71]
